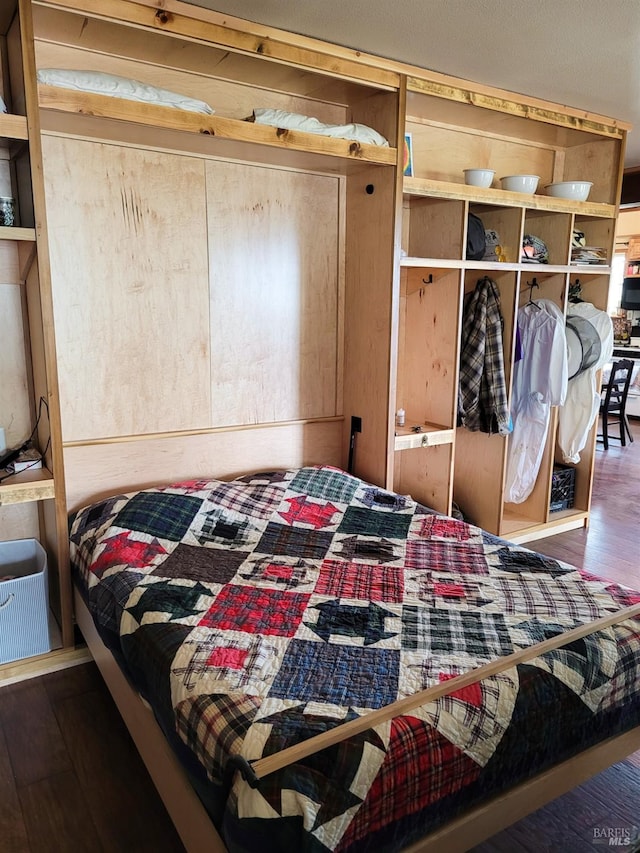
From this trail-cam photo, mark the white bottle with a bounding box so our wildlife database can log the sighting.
[396,408,405,428]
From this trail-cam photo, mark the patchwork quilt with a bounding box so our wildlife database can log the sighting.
[69,465,640,852]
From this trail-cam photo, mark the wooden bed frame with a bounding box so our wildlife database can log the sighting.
[75,587,640,852]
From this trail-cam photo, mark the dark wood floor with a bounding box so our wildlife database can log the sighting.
[0,423,638,852]
[532,421,640,589]
[0,662,185,852]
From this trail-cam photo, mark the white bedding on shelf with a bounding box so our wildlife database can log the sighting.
[35,71,390,147]
[251,107,389,146]
[36,69,215,115]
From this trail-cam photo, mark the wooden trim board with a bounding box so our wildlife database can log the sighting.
[0,644,91,687]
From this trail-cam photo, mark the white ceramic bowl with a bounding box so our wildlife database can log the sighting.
[500,174,540,194]
[545,181,593,201]
[463,168,495,188]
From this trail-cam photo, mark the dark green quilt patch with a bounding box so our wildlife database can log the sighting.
[289,468,359,504]
[114,492,203,541]
[338,506,411,539]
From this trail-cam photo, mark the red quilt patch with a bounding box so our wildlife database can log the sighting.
[439,672,483,706]
[406,541,488,575]
[207,646,248,669]
[91,532,166,577]
[262,563,295,581]
[199,585,309,636]
[433,582,466,598]
[316,559,404,603]
[338,715,480,846]
[279,496,339,529]
[418,515,472,541]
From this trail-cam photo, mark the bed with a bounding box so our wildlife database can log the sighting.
[69,464,640,853]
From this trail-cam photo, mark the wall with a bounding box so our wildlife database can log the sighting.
[616,208,640,241]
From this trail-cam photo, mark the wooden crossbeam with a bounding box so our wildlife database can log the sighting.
[251,602,640,780]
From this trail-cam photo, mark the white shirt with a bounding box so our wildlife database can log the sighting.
[505,299,568,504]
[511,300,568,406]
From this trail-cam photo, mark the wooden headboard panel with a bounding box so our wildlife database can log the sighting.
[41,133,346,509]
[62,421,343,511]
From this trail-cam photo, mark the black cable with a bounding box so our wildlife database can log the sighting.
[0,397,50,483]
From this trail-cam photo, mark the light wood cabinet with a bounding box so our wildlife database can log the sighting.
[0,0,72,661]
[27,0,401,514]
[391,76,624,541]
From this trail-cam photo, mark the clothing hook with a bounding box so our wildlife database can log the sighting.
[526,278,540,308]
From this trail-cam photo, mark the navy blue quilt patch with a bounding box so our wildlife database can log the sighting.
[269,640,399,708]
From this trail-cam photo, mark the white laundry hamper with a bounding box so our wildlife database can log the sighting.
[0,539,51,664]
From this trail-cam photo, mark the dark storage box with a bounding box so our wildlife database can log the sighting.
[549,465,576,512]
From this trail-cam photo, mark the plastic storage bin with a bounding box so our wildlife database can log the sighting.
[0,539,51,664]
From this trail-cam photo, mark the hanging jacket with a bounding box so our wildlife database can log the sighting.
[458,276,511,435]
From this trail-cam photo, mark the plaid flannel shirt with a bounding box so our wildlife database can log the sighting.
[458,276,511,435]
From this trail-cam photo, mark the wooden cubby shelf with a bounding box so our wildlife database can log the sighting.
[403,177,617,218]
[502,508,590,544]
[0,225,36,241]
[0,468,55,506]
[0,112,28,140]
[394,423,455,451]
[398,69,624,539]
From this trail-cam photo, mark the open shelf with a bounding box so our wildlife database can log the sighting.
[403,177,617,218]
[32,1,399,97]
[38,86,397,169]
[0,112,28,140]
[501,506,589,544]
[394,421,455,451]
[400,256,611,275]
[0,468,55,505]
[0,225,36,242]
